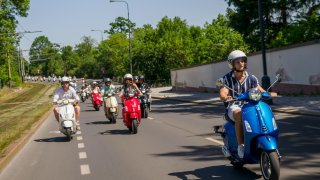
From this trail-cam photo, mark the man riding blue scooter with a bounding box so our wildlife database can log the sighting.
[216,50,280,180]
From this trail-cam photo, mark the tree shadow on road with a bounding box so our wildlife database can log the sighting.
[152,145,223,162]
[34,136,68,142]
[169,165,261,180]
[99,129,131,135]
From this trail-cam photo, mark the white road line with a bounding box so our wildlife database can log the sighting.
[147,117,154,120]
[305,125,320,130]
[277,121,292,125]
[78,143,85,149]
[76,131,82,135]
[205,137,224,145]
[80,164,91,175]
[77,136,83,141]
[49,130,61,134]
[79,152,87,159]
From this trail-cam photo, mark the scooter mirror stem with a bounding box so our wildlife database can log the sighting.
[216,78,239,95]
[266,74,281,92]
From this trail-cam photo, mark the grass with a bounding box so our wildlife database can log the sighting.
[0,82,58,156]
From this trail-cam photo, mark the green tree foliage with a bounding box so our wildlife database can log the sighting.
[74,36,98,78]
[29,36,55,76]
[225,0,320,50]
[132,16,249,80]
[106,16,136,35]
[0,0,30,87]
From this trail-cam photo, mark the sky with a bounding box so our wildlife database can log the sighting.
[17,0,229,59]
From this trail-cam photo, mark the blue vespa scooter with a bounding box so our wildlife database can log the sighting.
[214,74,281,180]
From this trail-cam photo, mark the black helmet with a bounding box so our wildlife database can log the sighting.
[133,76,139,80]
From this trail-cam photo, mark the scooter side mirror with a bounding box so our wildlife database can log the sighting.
[275,74,282,83]
[215,78,225,88]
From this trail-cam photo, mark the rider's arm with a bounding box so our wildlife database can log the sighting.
[133,84,143,96]
[219,87,232,102]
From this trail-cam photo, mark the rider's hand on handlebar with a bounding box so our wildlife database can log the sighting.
[269,92,278,97]
[224,96,234,102]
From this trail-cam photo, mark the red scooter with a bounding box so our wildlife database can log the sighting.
[122,91,141,134]
[92,91,102,111]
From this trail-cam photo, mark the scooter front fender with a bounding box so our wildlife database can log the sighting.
[256,135,278,151]
[130,112,138,119]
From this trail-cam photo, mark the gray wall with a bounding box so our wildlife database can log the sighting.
[171,40,320,94]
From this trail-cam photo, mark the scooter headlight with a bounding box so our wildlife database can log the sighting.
[63,99,69,105]
[272,117,278,130]
[244,120,252,132]
[249,88,261,101]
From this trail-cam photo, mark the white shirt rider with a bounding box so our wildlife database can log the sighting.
[53,86,80,102]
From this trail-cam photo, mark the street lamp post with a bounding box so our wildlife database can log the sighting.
[258,0,272,104]
[91,29,104,41]
[109,0,132,74]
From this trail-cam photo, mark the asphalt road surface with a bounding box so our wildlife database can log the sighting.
[0,98,319,180]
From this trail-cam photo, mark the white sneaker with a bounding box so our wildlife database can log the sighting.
[237,144,245,158]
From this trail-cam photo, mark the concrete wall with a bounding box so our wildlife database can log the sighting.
[171,40,320,94]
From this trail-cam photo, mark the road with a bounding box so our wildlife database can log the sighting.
[0,98,319,180]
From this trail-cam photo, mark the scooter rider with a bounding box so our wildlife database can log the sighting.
[118,74,143,98]
[137,75,152,111]
[53,76,81,129]
[133,76,139,84]
[219,50,266,159]
[101,78,116,96]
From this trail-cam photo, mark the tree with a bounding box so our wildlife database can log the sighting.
[29,36,55,76]
[106,16,136,35]
[0,0,30,86]
[225,0,320,50]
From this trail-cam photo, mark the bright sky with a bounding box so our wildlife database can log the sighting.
[17,0,228,59]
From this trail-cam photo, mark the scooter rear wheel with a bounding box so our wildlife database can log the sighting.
[260,151,280,180]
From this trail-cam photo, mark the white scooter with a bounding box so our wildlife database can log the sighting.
[54,99,77,141]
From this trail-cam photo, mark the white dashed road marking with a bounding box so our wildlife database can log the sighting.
[79,152,87,159]
[205,137,224,145]
[78,143,85,149]
[76,131,82,135]
[49,130,61,134]
[77,136,83,141]
[80,164,91,175]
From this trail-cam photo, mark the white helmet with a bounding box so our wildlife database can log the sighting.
[61,76,70,82]
[124,73,133,80]
[227,50,247,69]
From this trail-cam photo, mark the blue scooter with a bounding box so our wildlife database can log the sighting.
[214,74,281,180]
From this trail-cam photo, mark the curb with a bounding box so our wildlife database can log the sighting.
[152,95,320,117]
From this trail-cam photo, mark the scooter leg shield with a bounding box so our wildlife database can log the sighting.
[256,136,278,151]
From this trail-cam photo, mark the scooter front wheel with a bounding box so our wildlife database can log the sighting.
[260,151,280,180]
[66,128,72,141]
[131,119,138,134]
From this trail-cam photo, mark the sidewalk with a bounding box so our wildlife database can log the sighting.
[151,86,320,116]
